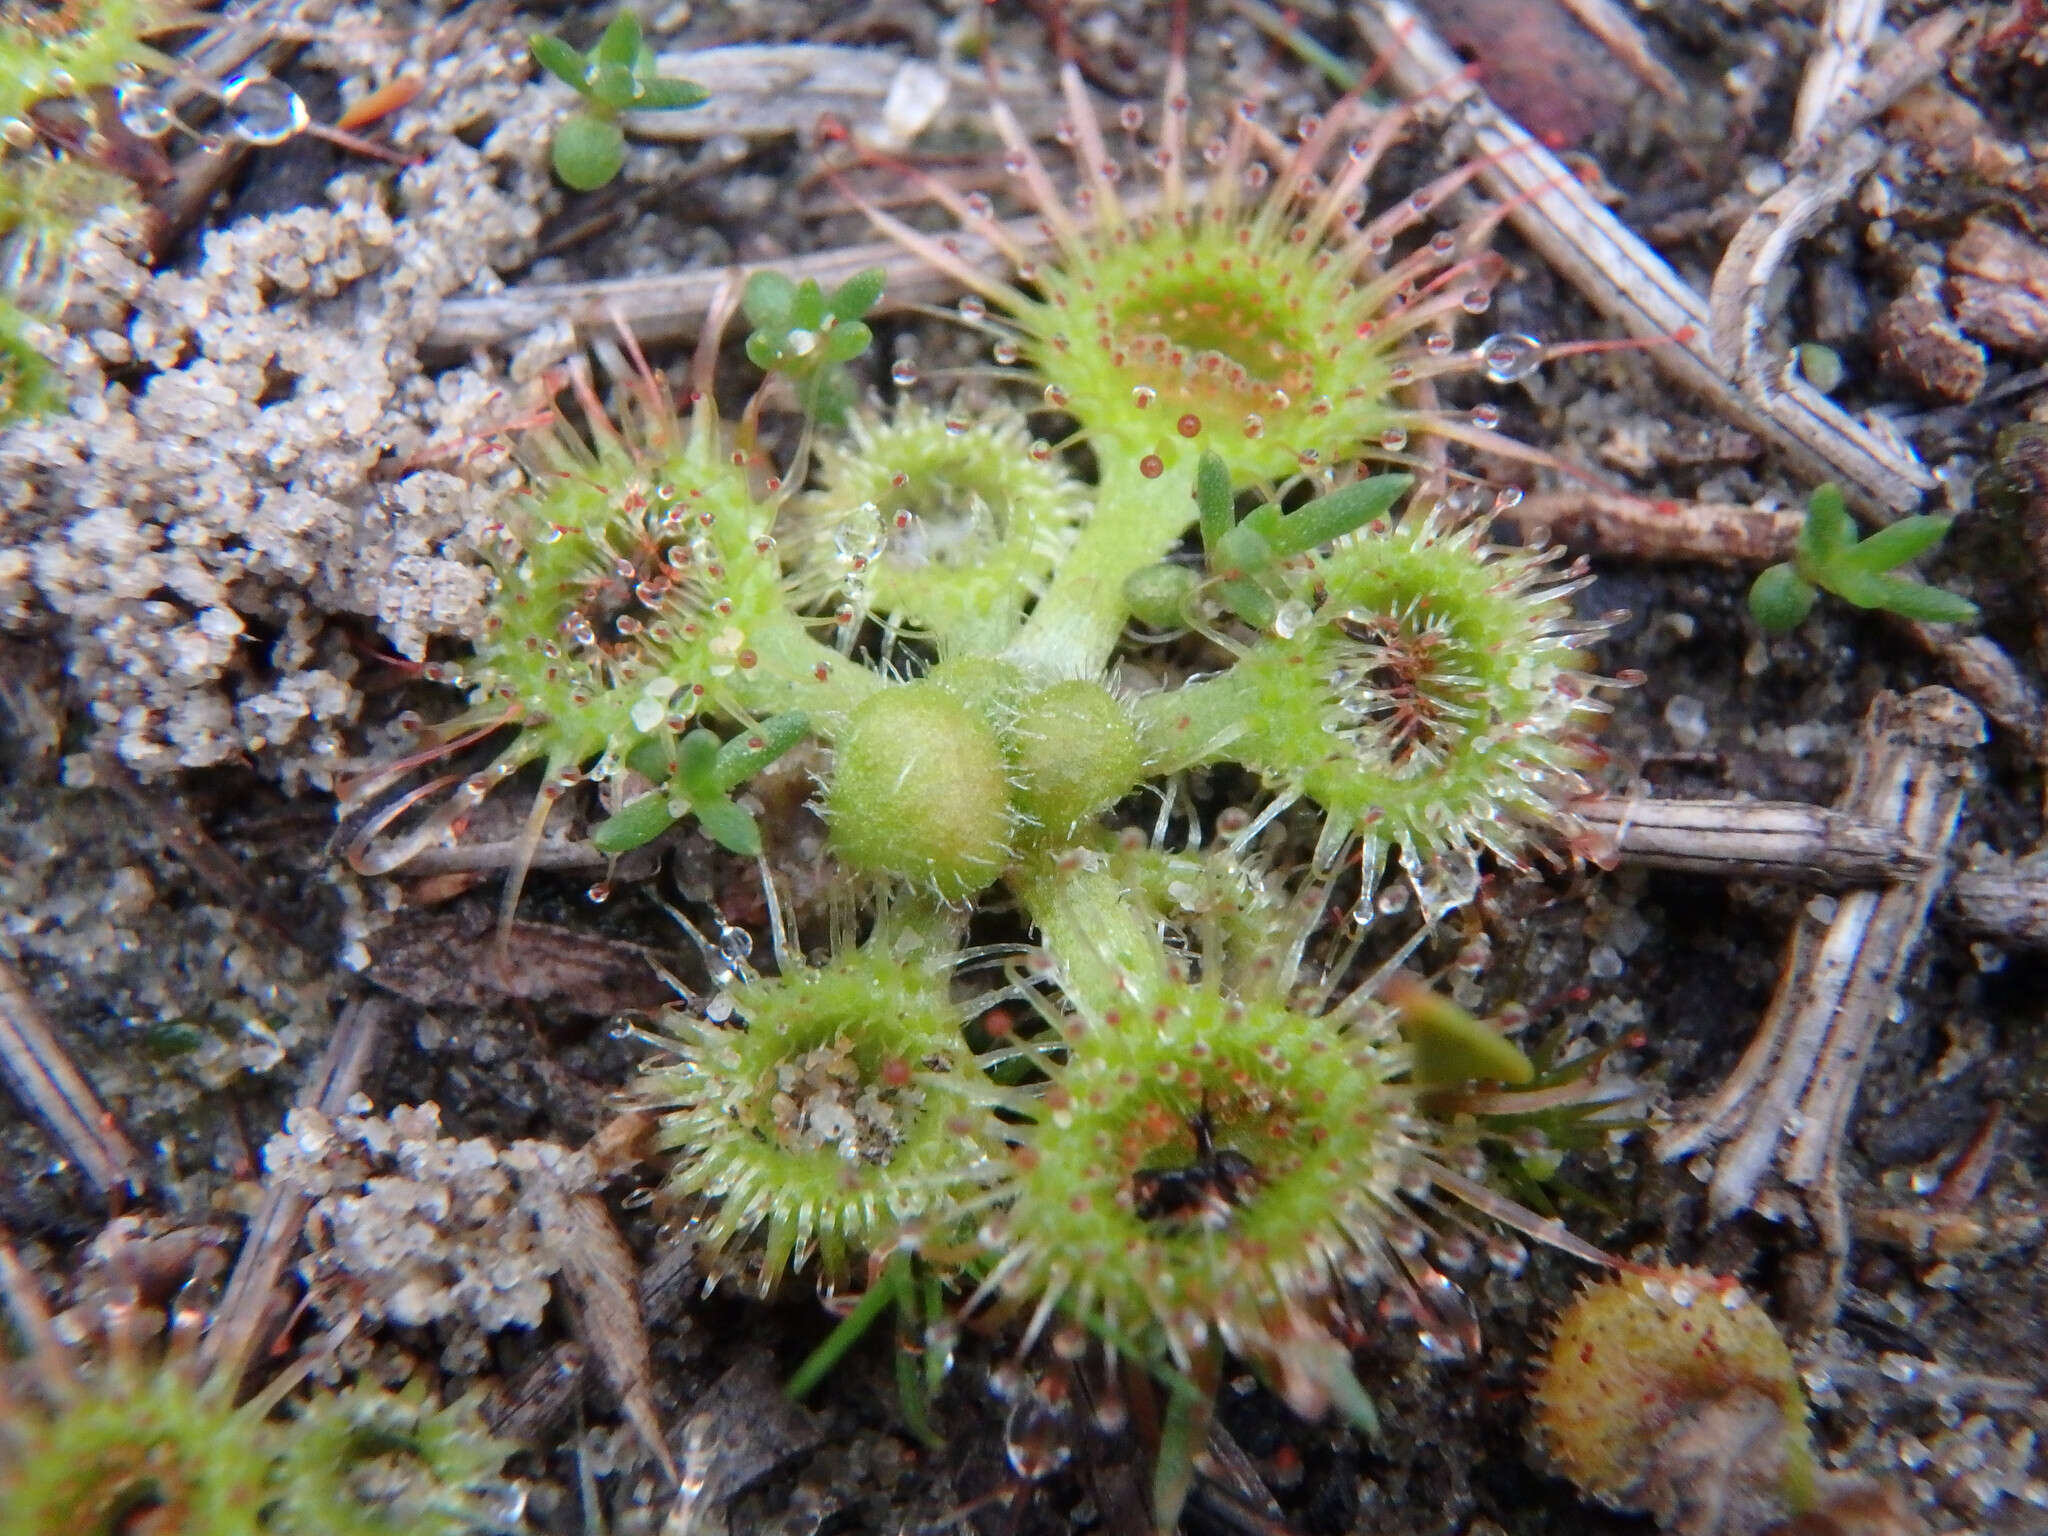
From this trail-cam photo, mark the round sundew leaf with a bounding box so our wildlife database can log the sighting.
[1533,1269,1817,1519]
[1748,562,1817,632]
[797,402,1091,653]
[551,111,626,190]
[639,922,1003,1289]
[1225,497,1606,884]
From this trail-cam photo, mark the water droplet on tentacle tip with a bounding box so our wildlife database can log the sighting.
[222,74,309,146]
[1478,332,1544,384]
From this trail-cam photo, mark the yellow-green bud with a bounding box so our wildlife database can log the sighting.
[827,680,1015,900]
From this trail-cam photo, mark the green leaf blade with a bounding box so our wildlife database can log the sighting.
[591,793,680,854]
[634,76,707,110]
[1195,452,1234,556]
[712,712,809,788]
[694,796,763,856]
[595,10,642,68]
[530,33,590,92]
[1270,472,1412,557]
[821,319,872,364]
[828,267,887,321]
[742,269,797,333]
[1839,515,1953,574]
[1796,482,1858,567]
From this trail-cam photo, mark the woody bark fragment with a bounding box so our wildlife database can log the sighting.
[1576,795,2048,947]
[1655,688,1982,1282]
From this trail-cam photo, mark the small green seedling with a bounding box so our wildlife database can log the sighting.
[530,10,706,191]
[1191,451,1413,630]
[593,712,808,857]
[745,268,888,428]
[1749,482,1978,633]
[743,267,886,426]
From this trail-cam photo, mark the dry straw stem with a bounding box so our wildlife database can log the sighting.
[1576,794,2048,946]
[0,953,143,1197]
[1551,0,1682,103]
[1788,0,1886,160]
[427,223,1035,354]
[1498,493,1802,566]
[623,45,950,150]
[1350,1,1936,514]
[1656,688,1983,1294]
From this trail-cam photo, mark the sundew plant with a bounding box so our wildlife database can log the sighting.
[347,29,1639,1528]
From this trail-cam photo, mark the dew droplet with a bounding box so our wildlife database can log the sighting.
[1478,332,1544,383]
[959,295,987,322]
[0,118,34,150]
[1272,599,1313,638]
[1139,454,1164,478]
[1461,286,1492,315]
[116,83,173,138]
[587,881,612,903]
[1242,413,1264,439]
[993,339,1019,365]
[1028,438,1052,462]
[1379,427,1408,450]
[890,358,919,387]
[1043,383,1068,408]
[1130,384,1156,409]
[1470,404,1501,429]
[1176,412,1201,437]
[222,74,309,146]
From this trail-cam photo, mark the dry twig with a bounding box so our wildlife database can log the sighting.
[1350,1,1936,514]
[1655,689,1983,1299]
[1578,793,2048,949]
[1575,795,1934,885]
[0,953,144,1197]
[1500,492,1801,565]
[1711,12,1966,456]
[1553,0,1683,103]
[426,224,1031,355]
[1788,0,1885,162]
[627,45,950,151]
